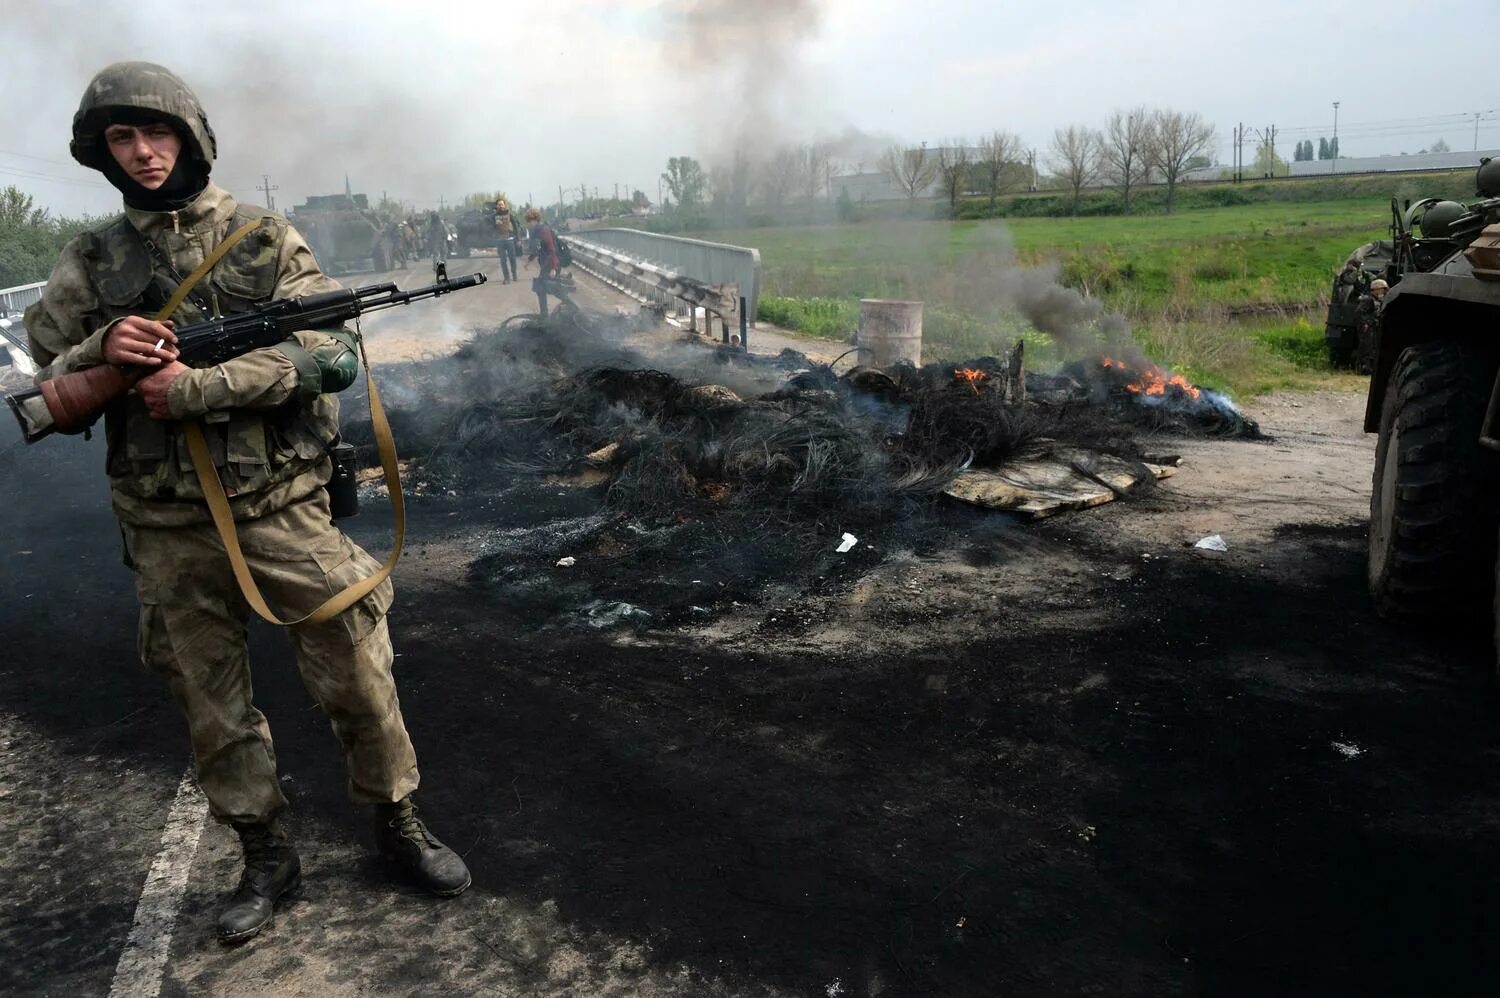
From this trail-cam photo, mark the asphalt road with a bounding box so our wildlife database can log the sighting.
[5,277,1500,996]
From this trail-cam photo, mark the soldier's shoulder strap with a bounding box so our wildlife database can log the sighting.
[170,218,406,627]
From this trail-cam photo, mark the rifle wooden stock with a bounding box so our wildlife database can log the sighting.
[39,364,137,432]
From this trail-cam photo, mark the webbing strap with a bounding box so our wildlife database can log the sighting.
[164,219,405,627]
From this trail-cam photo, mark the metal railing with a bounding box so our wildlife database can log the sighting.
[563,229,760,323]
[564,236,750,347]
[0,281,46,315]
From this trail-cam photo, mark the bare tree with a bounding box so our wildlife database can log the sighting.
[880,143,938,202]
[1145,109,1215,213]
[799,142,836,204]
[1102,107,1151,213]
[1047,125,1102,215]
[977,130,1022,207]
[760,146,802,210]
[936,140,972,213]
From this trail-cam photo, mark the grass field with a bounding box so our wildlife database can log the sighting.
[706,198,1393,396]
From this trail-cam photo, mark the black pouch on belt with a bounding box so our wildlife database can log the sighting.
[327,441,360,519]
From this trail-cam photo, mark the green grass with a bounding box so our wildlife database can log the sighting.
[721,198,1402,396]
[731,199,1389,316]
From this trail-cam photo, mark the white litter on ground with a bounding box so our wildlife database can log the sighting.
[1331,740,1364,759]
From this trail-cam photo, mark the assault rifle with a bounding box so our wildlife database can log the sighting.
[5,269,486,443]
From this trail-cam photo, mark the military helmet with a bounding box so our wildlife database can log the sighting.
[70,62,216,172]
[1419,200,1467,239]
[1477,157,1500,198]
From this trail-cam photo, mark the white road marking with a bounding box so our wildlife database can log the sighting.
[108,764,208,998]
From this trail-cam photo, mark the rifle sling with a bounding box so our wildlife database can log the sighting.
[162,218,404,627]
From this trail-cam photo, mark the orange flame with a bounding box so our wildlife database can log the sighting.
[954,367,988,395]
[1100,356,1202,400]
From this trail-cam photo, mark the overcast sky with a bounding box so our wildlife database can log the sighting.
[5,0,1499,218]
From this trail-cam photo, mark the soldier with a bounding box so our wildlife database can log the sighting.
[23,62,471,945]
[1354,278,1389,374]
[425,210,448,261]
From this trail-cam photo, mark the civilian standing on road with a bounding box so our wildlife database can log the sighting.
[22,62,471,946]
[493,197,520,284]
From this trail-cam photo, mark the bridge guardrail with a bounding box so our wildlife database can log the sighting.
[0,282,47,316]
[563,229,760,325]
[564,235,751,348]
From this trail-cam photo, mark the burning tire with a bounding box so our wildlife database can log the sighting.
[1369,340,1500,620]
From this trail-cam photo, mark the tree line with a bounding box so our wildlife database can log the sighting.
[651,105,1220,230]
[0,186,95,290]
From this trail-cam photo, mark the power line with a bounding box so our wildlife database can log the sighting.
[0,164,110,189]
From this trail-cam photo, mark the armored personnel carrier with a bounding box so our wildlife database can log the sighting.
[290,193,388,275]
[1365,159,1500,655]
[453,206,496,258]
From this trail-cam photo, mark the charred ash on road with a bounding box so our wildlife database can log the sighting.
[345,310,1259,631]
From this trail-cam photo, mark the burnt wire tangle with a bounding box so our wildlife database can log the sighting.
[350,314,1252,516]
[339,312,1258,626]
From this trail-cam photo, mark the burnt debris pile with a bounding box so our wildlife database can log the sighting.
[343,313,1257,629]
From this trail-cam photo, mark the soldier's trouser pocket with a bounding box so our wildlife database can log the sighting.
[126,529,287,825]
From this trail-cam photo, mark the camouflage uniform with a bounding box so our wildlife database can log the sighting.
[24,64,419,825]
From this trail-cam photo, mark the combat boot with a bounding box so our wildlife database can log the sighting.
[373,795,471,897]
[217,819,301,944]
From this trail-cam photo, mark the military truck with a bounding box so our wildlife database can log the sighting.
[1365,159,1500,655]
[1325,239,1395,370]
[453,207,496,257]
[289,193,388,276]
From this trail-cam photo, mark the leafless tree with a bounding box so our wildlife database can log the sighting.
[936,140,972,213]
[1145,108,1215,213]
[760,146,802,210]
[799,142,837,204]
[880,143,938,202]
[1102,107,1151,213]
[977,130,1023,207]
[1047,125,1102,215]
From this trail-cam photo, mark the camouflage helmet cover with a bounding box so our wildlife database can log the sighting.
[70,62,217,171]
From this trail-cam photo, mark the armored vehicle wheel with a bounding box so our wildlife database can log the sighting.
[1369,340,1500,620]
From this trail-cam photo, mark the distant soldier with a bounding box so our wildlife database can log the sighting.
[1354,279,1389,374]
[425,210,447,260]
[384,220,408,269]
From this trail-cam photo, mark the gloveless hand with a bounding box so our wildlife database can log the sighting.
[137,360,189,419]
[104,315,178,366]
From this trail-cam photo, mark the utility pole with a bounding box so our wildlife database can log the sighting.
[1478,111,1486,152]
[1331,101,1340,174]
[1027,149,1037,191]
[257,174,278,210]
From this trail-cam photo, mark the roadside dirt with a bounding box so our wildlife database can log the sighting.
[4,270,1499,996]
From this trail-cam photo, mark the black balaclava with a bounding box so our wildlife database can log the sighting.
[96,109,209,213]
